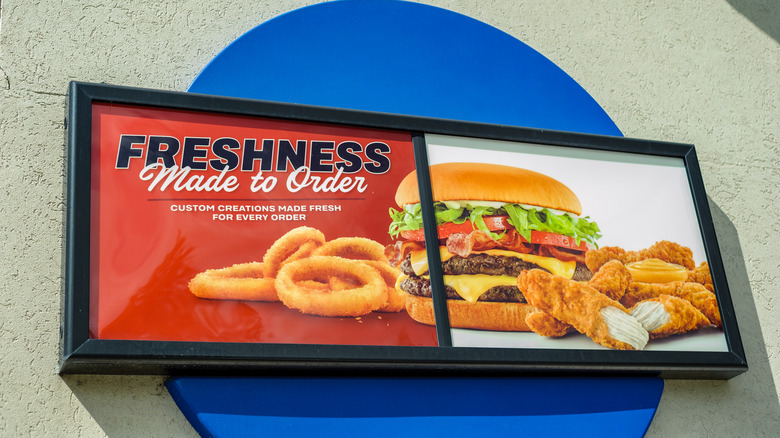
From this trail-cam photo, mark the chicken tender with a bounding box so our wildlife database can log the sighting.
[588,259,632,301]
[518,269,648,350]
[687,261,714,292]
[684,290,721,327]
[524,260,632,338]
[621,281,721,327]
[586,240,695,273]
[525,311,574,337]
[630,295,711,339]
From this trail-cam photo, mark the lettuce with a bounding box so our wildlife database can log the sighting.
[388,201,601,248]
[388,203,422,238]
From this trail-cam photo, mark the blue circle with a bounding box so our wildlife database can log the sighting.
[189,0,622,136]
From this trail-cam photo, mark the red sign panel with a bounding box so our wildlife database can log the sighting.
[89,103,436,346]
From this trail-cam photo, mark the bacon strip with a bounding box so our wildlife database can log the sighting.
[544,245,586,264]
[446,230,535,257]
[446,231,497,257]
[384,240,424,266]
[495,229,534,254]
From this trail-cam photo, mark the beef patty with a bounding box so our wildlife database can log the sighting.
[398,252,592,302]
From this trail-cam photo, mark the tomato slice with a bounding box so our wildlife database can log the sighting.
[399,215,588,252]
[531,230,589,252]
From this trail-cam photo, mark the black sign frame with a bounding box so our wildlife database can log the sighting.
[61,82,747,378]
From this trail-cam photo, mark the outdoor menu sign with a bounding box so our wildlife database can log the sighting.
[61,82,747,378]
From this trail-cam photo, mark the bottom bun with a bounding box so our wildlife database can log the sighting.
[405,295,534,332]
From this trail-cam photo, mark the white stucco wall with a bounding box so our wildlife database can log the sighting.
[1,0,777,436]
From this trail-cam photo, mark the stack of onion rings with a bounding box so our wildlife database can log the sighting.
[189,227,407,317]
[275,256,387,317]
[188,262,277,301]
[262,226,326,277]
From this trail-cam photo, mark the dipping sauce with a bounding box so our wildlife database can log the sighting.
[626,258,688,283]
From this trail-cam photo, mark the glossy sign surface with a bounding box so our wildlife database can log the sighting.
[90,103,434,346]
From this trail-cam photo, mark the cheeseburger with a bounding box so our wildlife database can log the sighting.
[387,162,601,331]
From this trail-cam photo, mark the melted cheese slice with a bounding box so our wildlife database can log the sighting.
[401,273,518,304]
[409,247,576,279]
[441,274,518,304]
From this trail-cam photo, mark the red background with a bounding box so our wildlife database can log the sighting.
[89,103,436,346]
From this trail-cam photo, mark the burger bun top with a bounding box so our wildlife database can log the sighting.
[395,162,582,215]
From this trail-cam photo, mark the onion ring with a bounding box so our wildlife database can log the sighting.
[362,260,406,312]
[262,226,326,277]
[312,237,386,261]
[189,262,278,301]
[275,256,387,316]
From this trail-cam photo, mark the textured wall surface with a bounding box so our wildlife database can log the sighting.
[1,0,778,436]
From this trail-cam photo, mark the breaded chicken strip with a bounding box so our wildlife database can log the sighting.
[621,281,721,327]
[588,260,632,301]
[687,261,714,292]
[586,240,695,273]
[523,260,632,338]
[518,269,648,350]
[525,311,574,337]
[525,260,631,338]
[630,294,711,339]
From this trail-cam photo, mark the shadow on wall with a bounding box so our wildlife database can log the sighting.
[61,375,198,438]
[726,0,780,43]
[647,199,780,435]
[707,198,778,398]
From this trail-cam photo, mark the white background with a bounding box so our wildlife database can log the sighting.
[426,134,726,351]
